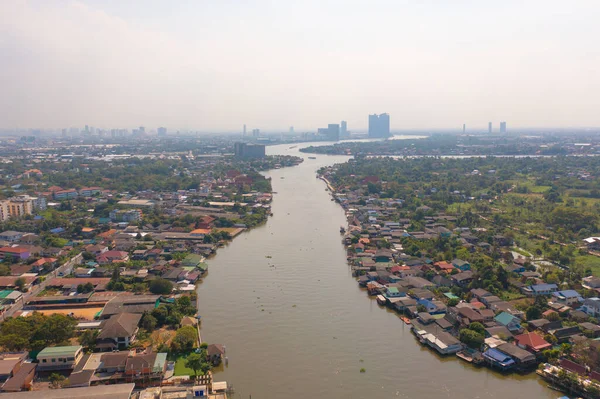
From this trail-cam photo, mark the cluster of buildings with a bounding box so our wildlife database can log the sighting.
[322,174,600,395]
[0,196,46,221]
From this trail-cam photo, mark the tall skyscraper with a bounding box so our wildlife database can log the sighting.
[289,126,294,134]
[252,128,260,137]
[488,122,492,134]
[500,121,507,133]
[462,124,466,134]
[157,127,167,137]
[340,121,347,138]
[368,113,390,138]
[243,124,246,136]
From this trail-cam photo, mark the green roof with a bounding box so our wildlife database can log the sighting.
[153,352,167,373]
[38,345,82,357]
[0,290,13,299]
[444,293,459,300]
[494,312,517,326]
[387,287,399,293]
[181,254,203,267]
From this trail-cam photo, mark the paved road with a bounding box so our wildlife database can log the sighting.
[2,257,79,319]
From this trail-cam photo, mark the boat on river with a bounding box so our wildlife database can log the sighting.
[308,156,317,159]
[340,226,346,234]
[376,295,387,305]
[400,316,412,324]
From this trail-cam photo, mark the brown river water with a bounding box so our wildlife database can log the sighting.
[197,140,556,399]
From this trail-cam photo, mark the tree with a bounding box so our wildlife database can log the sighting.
[459,328,484,349]
[149,278,173,295]
[468,322,485,335]
[447,298,459,307]
[141,313,157,331]
[171,326,197,353]
[185,352,203,377]
[49,373,67,388]
[14,277,26,292]
[526,306,542,321]
[34,314,78,345]
[79,329,99,351]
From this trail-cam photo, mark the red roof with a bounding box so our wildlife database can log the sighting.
[434,261,455,270]
[515,332,551,352]
[559,359,587,375]
[0,247,29,254]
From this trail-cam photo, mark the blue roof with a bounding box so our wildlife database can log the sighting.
[50,227,65,234]
[553,290,582,298]
[483,348,515,365]
[494,312,517,326]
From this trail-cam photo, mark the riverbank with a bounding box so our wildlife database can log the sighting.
[195,141,557,399]
[317,155,600,398]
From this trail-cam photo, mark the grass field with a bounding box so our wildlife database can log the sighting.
[171,354,194,376]
[575,255,600,277]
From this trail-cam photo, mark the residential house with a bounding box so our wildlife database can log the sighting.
[494,312,522,332]
[36,346,83,371]
[96,250,129,265]
[451,271,473,287]
[434,261,455,274]
[514,332,552,354]
[581,297,600,317]
[521,283,558,296]
[96,312,142,351]
[0,247,30,260]
[495,343,536,369]
[582,276,600,290]
[0,232,24,243]
[483,348,516,371]
[451,259,471,271]
[552,290,583,306]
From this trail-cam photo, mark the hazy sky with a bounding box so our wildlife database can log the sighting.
[1,1,599,132]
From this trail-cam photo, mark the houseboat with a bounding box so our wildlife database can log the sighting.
[376,295,387,305]
[340,226,346,234]
[308,156,317,159]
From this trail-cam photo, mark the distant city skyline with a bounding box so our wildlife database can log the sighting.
[1,1,599,130]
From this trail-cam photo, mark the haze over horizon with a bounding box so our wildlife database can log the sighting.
[1,0,599,131]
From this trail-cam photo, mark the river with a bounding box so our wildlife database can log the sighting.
[196,139,556,399]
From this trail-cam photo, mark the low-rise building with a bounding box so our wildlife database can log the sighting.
[36,345,83,371]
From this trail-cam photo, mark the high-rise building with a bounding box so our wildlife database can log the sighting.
[139,126,145,134]
[317,124,340,141]
[234,142,266,159]
[462,124,466,134]
[340,121,348,138]
[488,122,492,134]
[243,124,247,136]
[252,128,260,137]
[500,121,507,133]
[368,114,390,138]
[289,126,294,134]
[157,127,167,137]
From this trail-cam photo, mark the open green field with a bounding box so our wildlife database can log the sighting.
[170,354,194,376]
[575,255,600,277]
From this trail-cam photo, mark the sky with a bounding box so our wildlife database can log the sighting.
[1,0,599,132]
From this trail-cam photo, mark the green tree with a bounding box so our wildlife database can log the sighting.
[185,352,203,377]
[526,306,542,320]
[49,373,67,388]
[468,322,485,335]
[149,278,173,295]
[14,277,26,292]
[171,326,197,353]
[459,328,484,349]
[141,312,157,331]
[79,329,99,351]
